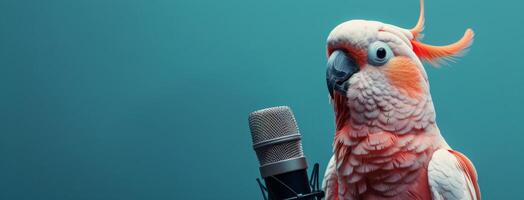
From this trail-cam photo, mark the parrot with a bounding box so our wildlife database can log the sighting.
[322,0,480,199]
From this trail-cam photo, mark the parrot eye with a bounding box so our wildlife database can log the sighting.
[368,41,393,66]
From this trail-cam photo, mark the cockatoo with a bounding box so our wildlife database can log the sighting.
[322,0,480,199]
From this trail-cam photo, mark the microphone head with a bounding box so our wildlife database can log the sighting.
[248,106,307,177]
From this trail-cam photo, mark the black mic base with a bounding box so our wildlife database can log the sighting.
[256,163,325,200]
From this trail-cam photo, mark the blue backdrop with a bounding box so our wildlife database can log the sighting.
[1,0,522,199]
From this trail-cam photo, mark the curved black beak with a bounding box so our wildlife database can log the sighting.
[326,50,359,98]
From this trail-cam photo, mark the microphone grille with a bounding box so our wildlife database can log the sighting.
[248,106,304,167]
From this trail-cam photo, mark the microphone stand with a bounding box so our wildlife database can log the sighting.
[256,163,325,200]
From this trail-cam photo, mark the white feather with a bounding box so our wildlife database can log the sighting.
[428,149,478,200]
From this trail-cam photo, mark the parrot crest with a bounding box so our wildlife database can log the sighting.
[323,0,479,199]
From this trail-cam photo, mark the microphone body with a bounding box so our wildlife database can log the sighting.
[264,170,311,199]
[248,106,322,200]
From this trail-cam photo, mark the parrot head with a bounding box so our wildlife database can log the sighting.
[326,0,474,133]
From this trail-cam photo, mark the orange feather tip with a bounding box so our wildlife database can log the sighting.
[411,29,475,66]
[410,0,425,39]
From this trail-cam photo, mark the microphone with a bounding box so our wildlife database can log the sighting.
[248,106,324,200]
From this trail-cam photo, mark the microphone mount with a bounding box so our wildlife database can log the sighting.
[256,163,325,200]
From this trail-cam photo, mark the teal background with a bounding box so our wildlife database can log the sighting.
[0,0,522,199]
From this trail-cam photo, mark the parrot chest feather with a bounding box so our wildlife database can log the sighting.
[331,72,441,199]
[335,131,437,199]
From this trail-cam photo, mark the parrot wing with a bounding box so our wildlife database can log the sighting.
[323,155,359,200]
[322,155,340,200]
[428,149,480,200]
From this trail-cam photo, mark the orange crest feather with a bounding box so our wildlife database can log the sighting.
[409,0,474,65]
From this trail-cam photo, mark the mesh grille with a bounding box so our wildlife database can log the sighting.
[248,106,304,166]
[255,139,304,166]
[248,106,299,144]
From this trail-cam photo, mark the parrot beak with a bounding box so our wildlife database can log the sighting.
[326,50,359,98]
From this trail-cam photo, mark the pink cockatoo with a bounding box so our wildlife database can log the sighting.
[322,0,480,199]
